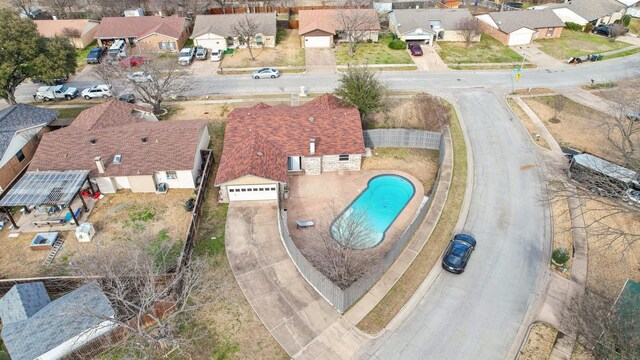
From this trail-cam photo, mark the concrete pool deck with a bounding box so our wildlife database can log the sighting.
[283,170,425,260]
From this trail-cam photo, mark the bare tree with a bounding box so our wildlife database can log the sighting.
[413,93,452,131]
[608,23,628,42]
[8,0,33,16]
[335,0,379,57]
[168,0,212,16]
[602,85,640,167]
[39,0,80,19]
[213,0,227,13]
[550,95,567,122]
[232,14,259,60]
[299,203,382,289]
[93,56,193,114]
[57,229,224,358]
[562,287,640,360]
[457,17,480,49]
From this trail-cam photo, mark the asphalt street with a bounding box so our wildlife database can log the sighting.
[366,92,549,360]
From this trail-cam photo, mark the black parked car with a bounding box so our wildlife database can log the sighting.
[442,234,477,274]
[117,93,136,103]
[592,24,628,37]
[86,46,107,64]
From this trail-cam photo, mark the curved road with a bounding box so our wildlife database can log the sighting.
[367,91,549,359]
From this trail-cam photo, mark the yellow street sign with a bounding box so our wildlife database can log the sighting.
[515,72,522,82]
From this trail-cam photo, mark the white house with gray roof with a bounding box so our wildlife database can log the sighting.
[477,9,565,46]
[0,104,58,193]
[389,9,480,46]
[0,282,116,360]
[191,13,276,52]
[546,0,626,26]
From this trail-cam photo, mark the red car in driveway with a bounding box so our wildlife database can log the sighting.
[408,43,423,56]
[120,56,146,67]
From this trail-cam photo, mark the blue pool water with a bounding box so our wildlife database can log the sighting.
[331,175,415,249]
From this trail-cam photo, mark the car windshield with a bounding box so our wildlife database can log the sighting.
[179,49,191,56]
[59,85,68,92]
[446,254,463,266]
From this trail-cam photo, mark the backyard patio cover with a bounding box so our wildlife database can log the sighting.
[0,170,90,207]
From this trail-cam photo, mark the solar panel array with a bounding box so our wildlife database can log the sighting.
[0,170,90,207]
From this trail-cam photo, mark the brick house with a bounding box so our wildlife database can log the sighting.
[93,16,190,53]
[29,100,210,194]
[0,104,58,193]
[389,8,480,46]
[34,19,100,49]
[214,94,365,202]
[477,9,565,46]
[191,13,277,52]
[298,9,380,48]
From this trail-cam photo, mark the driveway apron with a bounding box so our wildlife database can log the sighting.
[305,48,337,73]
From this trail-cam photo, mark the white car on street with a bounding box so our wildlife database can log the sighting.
[81,84,112,99]
[127,71,153,83]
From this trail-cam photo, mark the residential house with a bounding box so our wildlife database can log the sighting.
[298,9,380,48]
[0,281,116,360]
[29,100,210,194]
[546,0,626,26]
[477,9,565,46]
[93,16,190,53]
[389,8,481,45]
[34,19,100,49]
[191,13,277,52]
[0,104,57,193]
[214,94,365,202]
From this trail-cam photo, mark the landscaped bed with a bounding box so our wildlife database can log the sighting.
[334,34,413,65]
[518,322,558,360]
[535,30,631,60]
[436,35,523,64]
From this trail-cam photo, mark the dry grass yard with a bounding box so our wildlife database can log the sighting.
[518,322,558,360]
[363,148,439,191]
[507,98,551,150]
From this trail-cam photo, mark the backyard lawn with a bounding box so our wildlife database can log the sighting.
[334,34,413,65]
[535,30,631,59]
[629,18,640,35]
[436,35,523,64]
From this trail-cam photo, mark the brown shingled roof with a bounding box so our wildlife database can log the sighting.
[298,9,381,36]
[29,101,208,178]
[34,19,97,38]
[214,94,364,185]
[94,16,186,40]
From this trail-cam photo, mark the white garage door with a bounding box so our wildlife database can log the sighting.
[305,36,331,48]
[507,31,534,46]
[195,39,225,52]
[228,184,278,201]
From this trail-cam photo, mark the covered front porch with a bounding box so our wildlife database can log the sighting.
[0,170,98,233]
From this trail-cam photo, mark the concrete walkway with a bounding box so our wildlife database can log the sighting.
[558,87,620,117]
[511,43,565,69]
[305,48,337,74]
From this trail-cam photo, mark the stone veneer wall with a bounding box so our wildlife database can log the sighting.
[321,154,362,172]
[301,156,322,175]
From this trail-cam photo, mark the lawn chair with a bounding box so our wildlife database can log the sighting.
[296,220,315,229]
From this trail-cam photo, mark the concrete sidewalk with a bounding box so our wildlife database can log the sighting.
[511,43,565,69]
[558,87,620,117]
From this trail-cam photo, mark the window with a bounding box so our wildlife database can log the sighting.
[338,154,350,162]
[255,34,263,45]
[546,28,554,37]
[166,171,177,180]
[15,150,25,162]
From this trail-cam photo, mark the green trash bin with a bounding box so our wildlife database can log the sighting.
[597,54,604,61]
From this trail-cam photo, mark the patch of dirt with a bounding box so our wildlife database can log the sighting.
[582,198,640,298]
[506,98,551,150]
[523,96,639,164]
[220,30,304,68]
[362,148,439,191]
[590,77,640,106]
[550,181,573,278]
[519,322,558,360]
[514,88,555,95]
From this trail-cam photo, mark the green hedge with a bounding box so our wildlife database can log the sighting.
[388,39,407,50]
[565,22,583,31]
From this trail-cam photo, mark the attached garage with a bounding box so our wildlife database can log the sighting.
[227,184,278,201]
[304,35,331,48]
[507,28,535,46]
[193,35,227,52]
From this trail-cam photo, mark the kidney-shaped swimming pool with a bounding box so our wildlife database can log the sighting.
[331,174,415,249]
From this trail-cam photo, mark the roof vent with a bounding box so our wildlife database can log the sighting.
[141,137,148,143]
[257,151,263,156]
[90,138,97,145]
[113,154,122,164]
[309,116,315,122]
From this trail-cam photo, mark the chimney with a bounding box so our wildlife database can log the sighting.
[309,138,316,155]
[94,156,105,174]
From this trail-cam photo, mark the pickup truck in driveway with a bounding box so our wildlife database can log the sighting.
[35,85,78,101]
[178,47,195,65]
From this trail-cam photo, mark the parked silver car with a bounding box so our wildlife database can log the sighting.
[252,67,280,79]
[195,46,208,60]
[210,49,223,62]
[127,71,152,83]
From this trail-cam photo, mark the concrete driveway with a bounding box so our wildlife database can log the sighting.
[511,43,565,69]
[367,92,549,360]
[305,48,336,73]
[225,201,342,357]
[411,45,448,71]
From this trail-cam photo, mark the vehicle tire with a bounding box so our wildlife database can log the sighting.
[84,95,91,100]
[43,97,51,102]
[65,95,72,100]
[254,75,260,79]
[271,75,276,78]
[102,94,108,98]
